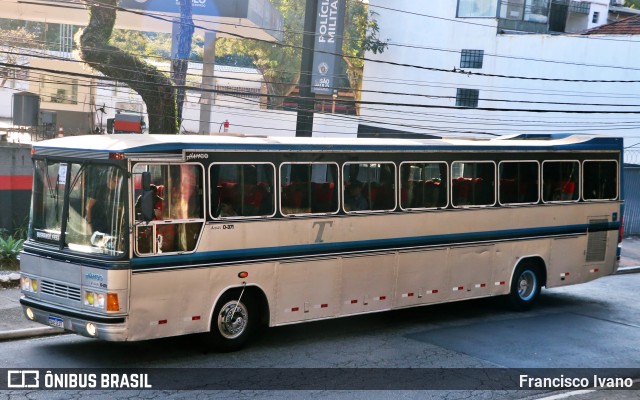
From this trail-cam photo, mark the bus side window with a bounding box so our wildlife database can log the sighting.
[583,160,618,201]
[280,163,339,215]
[451,162,495,207]
[211,163,275,218]
[499,161,539,205]
[400,162,447,210]
[343,162,396,212]
[543,161,579,202]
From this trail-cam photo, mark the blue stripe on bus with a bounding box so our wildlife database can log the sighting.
[123,142,624,154]
[129,222,621,269]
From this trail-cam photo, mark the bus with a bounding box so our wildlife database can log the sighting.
[20,133,623,351]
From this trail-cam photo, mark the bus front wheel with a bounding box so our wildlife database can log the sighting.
[209,292,254,352]
[508,261,542,311]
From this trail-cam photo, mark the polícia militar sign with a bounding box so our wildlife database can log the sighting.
[311,0,346,95]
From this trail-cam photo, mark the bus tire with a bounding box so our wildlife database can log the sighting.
[508,261,542,311]
[209,291,254,352]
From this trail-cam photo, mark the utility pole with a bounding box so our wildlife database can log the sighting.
[295,0,318,137]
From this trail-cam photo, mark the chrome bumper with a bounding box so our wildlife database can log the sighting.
[20,297,128,341]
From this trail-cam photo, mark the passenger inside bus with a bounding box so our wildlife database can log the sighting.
[86,172,122,234]
[345,180,369,211]
[218,198,238,217]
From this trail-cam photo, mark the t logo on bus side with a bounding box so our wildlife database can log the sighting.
[313,221,333,243]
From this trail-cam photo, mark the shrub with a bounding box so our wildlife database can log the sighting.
[0,235,24,262]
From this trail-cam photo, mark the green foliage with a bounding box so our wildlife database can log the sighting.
[0,233,23,262]
[0,23,40,88]
[78,0,178,134]
[215,0,305,107]
[12,217,28,241]
[626,0,640,9]
[342,5,388,103]
[215,0,387,108]
[110,30,205,62]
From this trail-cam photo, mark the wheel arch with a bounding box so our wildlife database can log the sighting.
[512,255,547,288]
[209,284,270,330]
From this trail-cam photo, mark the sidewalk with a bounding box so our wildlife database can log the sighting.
[0,285,59,340]
[2,238,640,341]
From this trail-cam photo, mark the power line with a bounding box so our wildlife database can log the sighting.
[15,0,640,84]
[10,61,640,114]
[5,47,640,114]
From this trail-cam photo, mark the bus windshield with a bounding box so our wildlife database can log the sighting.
[31,160,127,256]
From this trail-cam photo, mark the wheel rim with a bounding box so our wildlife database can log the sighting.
[517,270,537,301]
[217,301,248,339]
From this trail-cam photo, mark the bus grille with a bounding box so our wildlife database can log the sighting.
[41,280,82,302]
[586,219,608,263]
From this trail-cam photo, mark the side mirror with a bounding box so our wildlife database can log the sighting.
[140,191,155,223]
[142,171,151,191]
[140,172,153,222]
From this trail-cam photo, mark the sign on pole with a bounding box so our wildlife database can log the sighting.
[311,0,346,95]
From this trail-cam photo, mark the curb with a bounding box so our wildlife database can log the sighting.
[0,326,65,341]
[616,265,640,274]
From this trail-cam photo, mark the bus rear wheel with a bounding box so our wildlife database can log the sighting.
[508,261,542,311]
[209,292,254,352]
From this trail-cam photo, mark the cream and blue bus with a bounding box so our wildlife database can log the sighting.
[20,133,623,350]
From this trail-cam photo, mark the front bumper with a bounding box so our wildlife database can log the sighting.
[20,297,128,341]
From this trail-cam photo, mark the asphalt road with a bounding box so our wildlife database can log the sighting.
[1,269,640,399]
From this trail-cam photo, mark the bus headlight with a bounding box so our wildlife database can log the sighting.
[84,290,105,309]
[20,276,38,293]
[86,323,97,337]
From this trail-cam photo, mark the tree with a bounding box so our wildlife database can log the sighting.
[77,0,178,134]
[342,6,388,103]
[215,0,387,108]
[626,0,640,9]
[215,0,305,108]
[172,0,195,128]
[0,27,38,88]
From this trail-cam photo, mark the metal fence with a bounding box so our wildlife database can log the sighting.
[624,161,640,237]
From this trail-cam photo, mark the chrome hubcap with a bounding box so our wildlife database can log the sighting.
[217,301,248,339]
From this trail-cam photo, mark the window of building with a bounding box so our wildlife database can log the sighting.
[500,0,525,20]
[456,89,480,108]
[583,160,617,200]
[499,0,550,23]
[40,74,78,104]
[570,1,591,14]
[400,162,448,210]
[542,161,580,202]
[210,163,275,218]
[451,162,495,207]
[343,163,396,212]
[499,161,540,205]
[280,163,339,215]
[460,50,484,69]
[458,0,497,17]
[592,11,600,23]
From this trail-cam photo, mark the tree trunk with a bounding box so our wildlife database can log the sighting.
[78,0,177,134]
[172,0,194,129]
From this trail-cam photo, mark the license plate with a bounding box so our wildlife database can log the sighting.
[48,316,63,329]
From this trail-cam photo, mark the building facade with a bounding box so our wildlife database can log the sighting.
[359,0,640,150]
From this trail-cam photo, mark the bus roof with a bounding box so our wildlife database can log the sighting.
[32,133,623,155]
